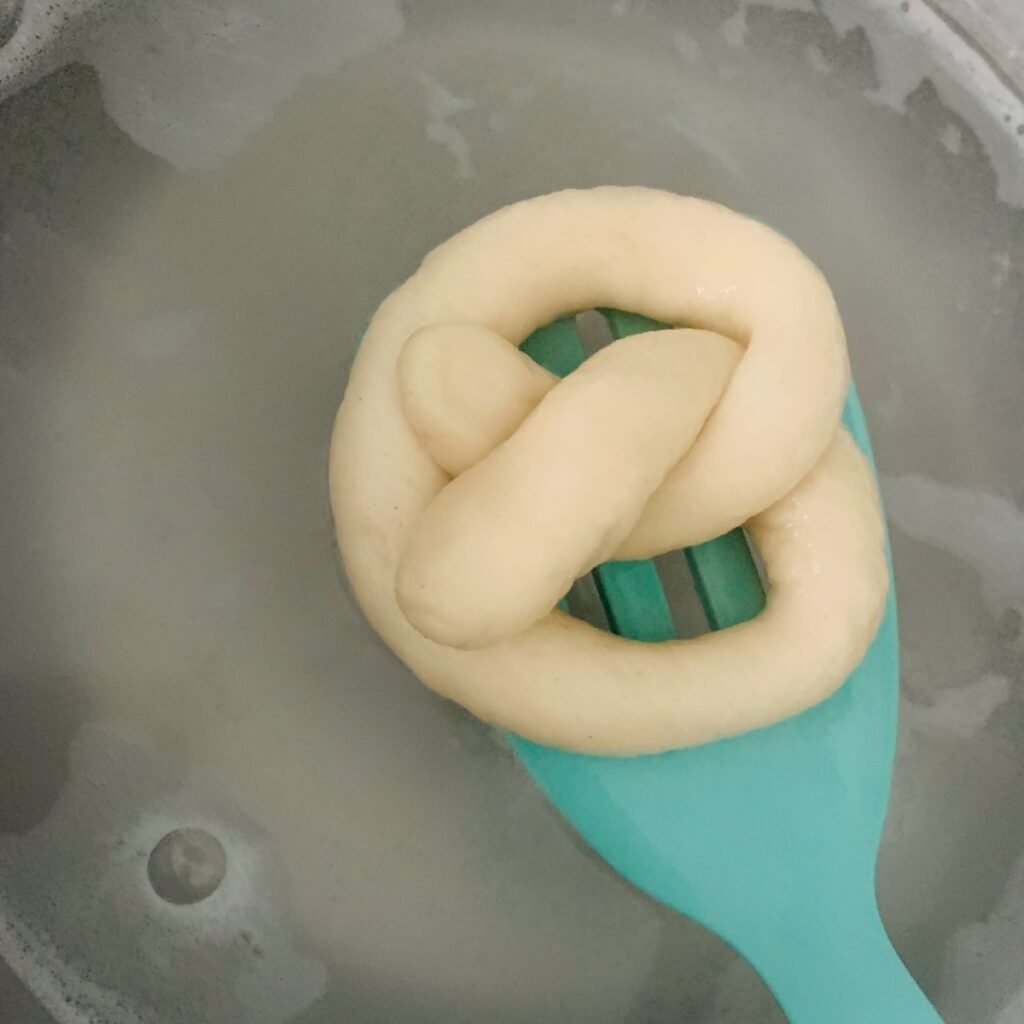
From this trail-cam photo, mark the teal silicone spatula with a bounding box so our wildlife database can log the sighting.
[509,311,943,1023]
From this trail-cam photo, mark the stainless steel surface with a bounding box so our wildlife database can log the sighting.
[1,1,1022,1021]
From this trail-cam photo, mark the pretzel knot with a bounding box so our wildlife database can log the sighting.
[330,187,889,754]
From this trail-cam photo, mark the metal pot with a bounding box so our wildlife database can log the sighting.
[1,1,1021,1021]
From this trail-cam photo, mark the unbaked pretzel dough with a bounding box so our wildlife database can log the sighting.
[329,187,888,754]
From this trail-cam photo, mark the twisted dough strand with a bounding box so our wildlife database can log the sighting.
[330,187,887,754]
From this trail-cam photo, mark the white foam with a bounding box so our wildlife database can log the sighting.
[0,0,126,101]
[0,893,146,1024]
[664,112,744,180]
[944,849,1024,1021]
[818,0,1024,206]
[419,72,477,181]
[0,727,328,1024]
[881,473,1024,639]
[940,121,963,154]
[671,29,702,63]
[721,0,819,47]
[804,41,835,75]
[113,804,330,1024]
[79,0,404,172]
[902,673,1012,740]
[991,250,1012,290]
[703,0,1024,204]
[720,6,748,48]
[756,0,817,10]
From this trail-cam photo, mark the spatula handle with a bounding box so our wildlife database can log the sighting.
[748,902,944,1023]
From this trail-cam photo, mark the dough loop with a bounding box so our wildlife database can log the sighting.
[330,187,888,754]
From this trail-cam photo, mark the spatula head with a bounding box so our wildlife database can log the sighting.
[510,310,899,950]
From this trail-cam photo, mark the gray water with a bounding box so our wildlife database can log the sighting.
[0,1,1022,1021]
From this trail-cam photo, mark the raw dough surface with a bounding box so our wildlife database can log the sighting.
[330,187,888,754]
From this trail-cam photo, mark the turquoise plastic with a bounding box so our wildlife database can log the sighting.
[511,312,943,1023]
